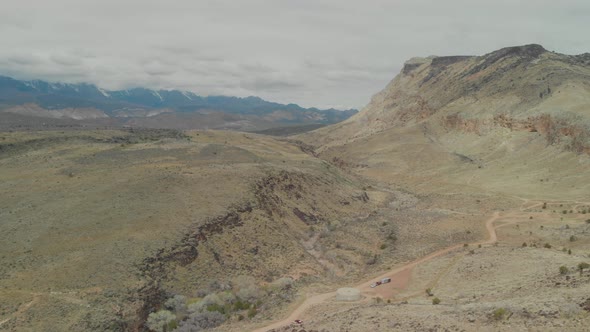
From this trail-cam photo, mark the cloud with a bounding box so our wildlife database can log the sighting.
[0,0,588,109]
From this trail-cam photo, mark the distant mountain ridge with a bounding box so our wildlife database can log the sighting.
[0,75,357,131]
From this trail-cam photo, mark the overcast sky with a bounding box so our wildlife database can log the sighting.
[1,0,588,109]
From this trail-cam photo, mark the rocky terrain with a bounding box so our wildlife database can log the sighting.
[1,44,590,332]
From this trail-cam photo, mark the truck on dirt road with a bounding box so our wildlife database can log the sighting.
[371,277,391,288]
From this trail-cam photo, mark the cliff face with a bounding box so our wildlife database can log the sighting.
[305,44,590,153]
[300,44,590,199]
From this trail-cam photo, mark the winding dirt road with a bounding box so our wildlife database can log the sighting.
[253,211,503,332]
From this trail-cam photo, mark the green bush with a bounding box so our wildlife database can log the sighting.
[146,310,176,332]
[559,266,569,275]
[247,306,257,318]
[432,297,440,305]
[578,262,590,275]
[206,303,225,314]
[493,308,507,320]
[233,299,251,311]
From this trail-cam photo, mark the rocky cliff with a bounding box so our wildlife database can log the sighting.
[306,44,590,154]
[301,44,590,199]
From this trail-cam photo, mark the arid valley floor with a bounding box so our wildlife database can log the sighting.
[1,45,590,332]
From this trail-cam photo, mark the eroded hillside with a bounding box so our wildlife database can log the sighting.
[0,129,382,331]
[301,44,590,199]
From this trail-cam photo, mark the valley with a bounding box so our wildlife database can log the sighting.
[1,44,590,332]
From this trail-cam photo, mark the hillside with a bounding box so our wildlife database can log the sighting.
[0,76,356,132]
[302,44,590,199]
[259,44,590,332]
[2,44,590,332]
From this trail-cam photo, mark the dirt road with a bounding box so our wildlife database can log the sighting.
[253,211,502,332]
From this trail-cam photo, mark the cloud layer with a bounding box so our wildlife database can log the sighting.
[1,0,589,109]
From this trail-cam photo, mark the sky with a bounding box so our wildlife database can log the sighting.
[0,0,589,109]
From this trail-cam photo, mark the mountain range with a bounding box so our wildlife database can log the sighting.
[0,75,357,131]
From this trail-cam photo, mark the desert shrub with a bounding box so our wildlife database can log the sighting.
[586,219,590,224]
[165,295,187,312]
[366,254,378,265]
[563,210,568,214]
[269,277,293,292]
[247,306,257,318]
[233,276,262,302]
[492,308,507,320]
[175,311,225,332]
[233,299,250,311]
[217,291,236,305]
[544,243,552,249]
[522,242,527,247]
[425,288,433,296]
[578,262,590,275]
[380,244,387,250]
[432,297,440,305]
[560,266,569,275]
[187,294,223,314]
[570,235,577,242]
[206,303,226,314]
[568,249,572,255]
[386,231,397,242]
[146,310,176,332]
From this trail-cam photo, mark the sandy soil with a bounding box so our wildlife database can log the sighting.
[252,197,590,332]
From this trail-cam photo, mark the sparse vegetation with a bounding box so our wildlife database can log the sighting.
[432,297,441,305]
[175,311,225,332]
[146,310,176,332]
[560,266,569,275]
[492,308,507,321]
[578,262,590,275]
[247,306,257,318]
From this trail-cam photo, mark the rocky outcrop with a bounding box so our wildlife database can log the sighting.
[442,113,590,154]
[302,44,590,157]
